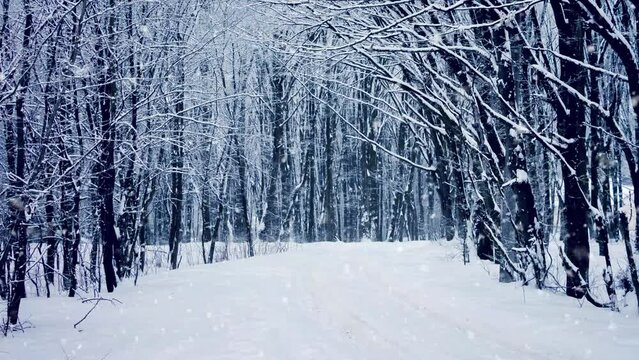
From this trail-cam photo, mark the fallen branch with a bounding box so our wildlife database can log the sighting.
[74,297,122,329]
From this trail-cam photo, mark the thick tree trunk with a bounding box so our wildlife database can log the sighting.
[117,17,140,277]
[235,135,254,257]
[207,201,224,264]
[501,21,546,287]
[433,135,454,241]
[472,164,497,261]
[168,81,185,270]
[68,188,81,297]
[263,60,288,242]
[97,0,119,292]
[552,1,590,298]
[7,0,33,325]
[388,123,408,242]
[359,75,381,241]
[452,142,469,240]
[201,185,212,263]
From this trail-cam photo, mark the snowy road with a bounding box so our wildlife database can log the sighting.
[3,241,639,359]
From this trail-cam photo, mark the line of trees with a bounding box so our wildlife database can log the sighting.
[1,0,639,329]
[271,0,639,309]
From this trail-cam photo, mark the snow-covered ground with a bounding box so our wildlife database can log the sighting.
[3,241,639,360]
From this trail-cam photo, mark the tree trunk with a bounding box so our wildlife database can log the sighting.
[322,96,337,241]
[552,1,590,298]
[359,75,380,241]
[235,135,254,257]
[6,0,33,325]
[306,94,318,243]
[262,58,288,242]
[168,67,185,270]
[97,0,119,292]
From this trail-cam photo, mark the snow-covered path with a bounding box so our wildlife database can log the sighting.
[3,242,639,360]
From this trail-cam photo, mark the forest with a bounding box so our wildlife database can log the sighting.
[1,0,639,350]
